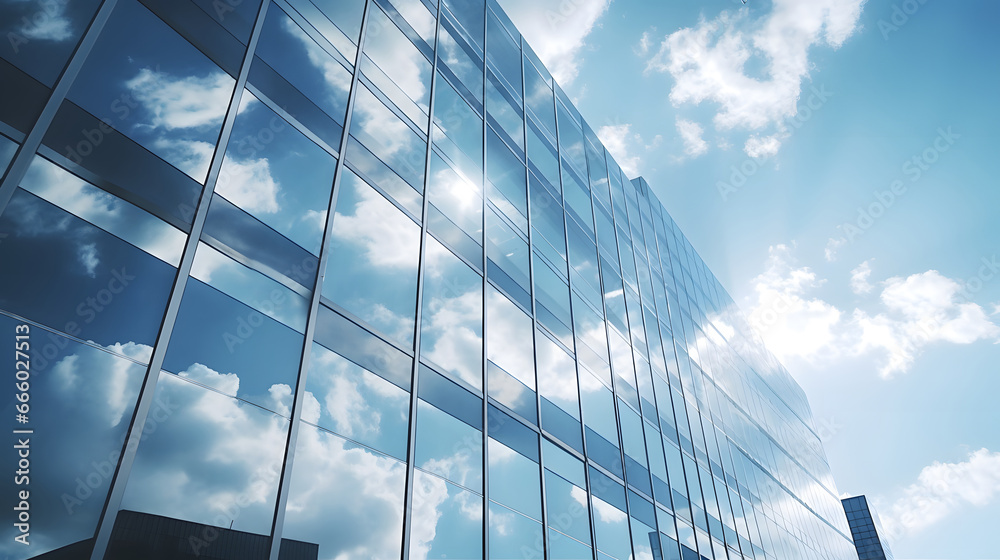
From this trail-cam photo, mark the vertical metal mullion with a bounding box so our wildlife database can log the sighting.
[519,39,552,560]
[549,86,599,559]
[0,0,118,213]
[481,4,491,560]
[88,2,272,558]
[265,0,374,558]
[399,0,442,557]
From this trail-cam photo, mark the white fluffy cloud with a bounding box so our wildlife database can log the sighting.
[878,449,1000,542]
[748,245,1000,378]
[497,0,612,84]
[126,68,233,130]
[850,259,874,294]
[597,123,641,177]
[646,0,865,157]
[676,118,709,159]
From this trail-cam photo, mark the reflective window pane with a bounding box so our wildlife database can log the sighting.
[362,4,432,129]
[324,169,420,347]
[69,0,235,182]
[303,342,410,460]
[0,0,102,86]
[0,314,143,558]
[217,90,336,255]
[489,502,544,560]
[420,236,483,389]
[487,286,535,389]
[489,438,542,520]
[410,470,483,560]
[280,423,405,560]
[415,399,483,491]
[115,372,289,551]
[350,83,426,193]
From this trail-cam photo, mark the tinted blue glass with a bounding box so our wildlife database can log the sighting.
[0,133,17,171]
[420,236,483,389]
[363,3,431,129]
[162,278,303,411]
[486,11,521,99]
[526,120,559,191]
[323,168,420,347]
[433,71,483,182]
[0,188,174,350]
[0,314,142,557]
[523,62,555,142]
[250,6,350,149]
[533,258,572,346]
[419,365,483,429]
[216,91,336,255]
[280,422,405,559]
[442,0,484,53]
[350,83,426,192]
[313,304,413,390]
[548,528,593,560]
[486,208,531,306]
[544,472,592,547]
[68,0,235,182]
[488,405,539,461]
[410,470,483,559]
[543,439,586,488]
[487,128,527,229]
[487,286,535,388]
[438,19,484,106]
[429,151,483,253]
[119,372,289,537]
[487,72,523,151]
[489,502,545,560]
[0,0,102,86]
[489,438,542,520]
[415,399,483,491]
[592,494,632,560]
[304,342,410,460]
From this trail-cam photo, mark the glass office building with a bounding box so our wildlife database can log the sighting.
[0,0,860,559]
[842,496,894,560]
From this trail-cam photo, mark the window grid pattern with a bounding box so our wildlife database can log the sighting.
[0,0,860,559]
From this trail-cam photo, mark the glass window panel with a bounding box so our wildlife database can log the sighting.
[543,439,586,488]
[429,151,483,252]
[572,294,609,373]
[284,0,365,59]
[592,495,632,560]
[415,399,483,491]
[0,315,143,558]
[410,470,483,560]
[324,168,420,347]
[488,404,539,460]
[523,62,555,142]
[489,438,542,520]
[419,365,483,429]
[587,142,612,209]
[526,120,559,191]
[533,256,572,346]
[579,371,618,449]
[0,0,102,86]
[619,404,648,467]
[487,72,523,151]
[487,286,535,388]
[486,206,531,296]
[441,0,484,53]
[629,516,657,560]
[384,0,437,45]
[190,242,309,332]
[303,342,410,460]
[251,5,351,148]
[162,278,303,411]
[140,0,253,75]
[558,117,586,184]
[345,136,422,216]
[489,503,545,560]
[438,20,484,106]
[19,155,185,266]
[216,90,335,255]
[486,11,521,100]
[565,168,595,234]
[433,72,483,181]
[117,372,289,541]
[536,331,580,421]
[529,171,567,261]
[280,422,405,560]
[420,236,484,389]
[363,3,431,129]
[0,188,174,349]
[350,83,426,192]
[567,218,602,308]
[548,528,593,560]
[68,0,235,182]
[487,128,527,229]
[544,471,592,547]
[608,332,638,410]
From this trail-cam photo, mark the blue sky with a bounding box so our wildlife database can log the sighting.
[497,0,1000,557]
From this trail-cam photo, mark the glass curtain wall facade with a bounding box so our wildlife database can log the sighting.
[0,0,859,559]
[842,496,894,560]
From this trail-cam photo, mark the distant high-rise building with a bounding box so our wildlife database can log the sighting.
[843,495,895,560]
[1,0,861,559]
